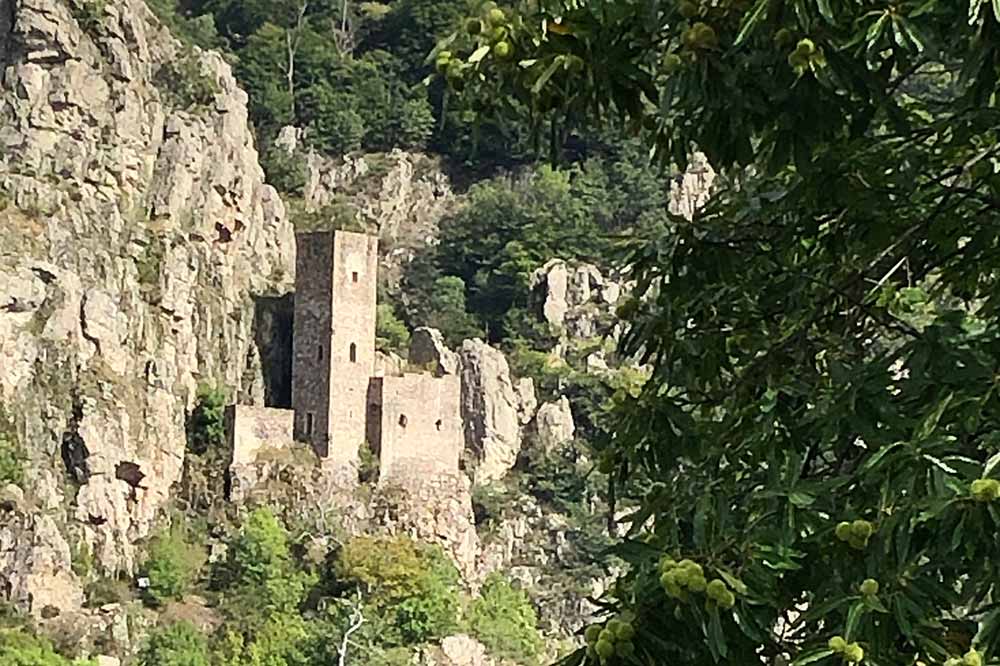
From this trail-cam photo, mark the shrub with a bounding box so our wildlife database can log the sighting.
[221,507,314,617]
[142,526,205,607]
[0,433,23,486]
[376,303,410,355]
[299,83,365,155]
[335,535,460,644]
[0,627,95,665]
[68,0,105,33]
[187,384,226,455]
[138,622,209,666]
[154,47,220,110]
[261,143,307,196]
[467,574,543,665]
[84,577,133,608]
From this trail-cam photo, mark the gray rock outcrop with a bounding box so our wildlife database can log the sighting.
[532,397,576,451]
[0,0,293,614]
[459,340,523,483]
[530,259,623,340]
[409,327,460,376]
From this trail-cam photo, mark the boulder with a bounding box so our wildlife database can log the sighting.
[459,340,522,483]
[532,397,576,451]
[409,327,460,376]
[438,635,491,666]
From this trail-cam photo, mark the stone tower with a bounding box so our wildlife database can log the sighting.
[291,230,378,462]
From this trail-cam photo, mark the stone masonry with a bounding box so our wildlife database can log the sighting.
[368,373,463,480]
[291,231,378,462]
[229,230,461,481]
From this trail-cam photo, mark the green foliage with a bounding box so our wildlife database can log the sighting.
[0,628,95,666]
[358,442,380,483]
[221,507,314,617]
[145,0,222,50]
[83,576,133,608]
[455,1,1000,665]
[335,535,460,644]
[67,0,105,33]
[153,46,220,110]
[187,383,226,455]
[402,269,483,347]
[467,574,543,665]
[376,303,411,355]
[0,433,23,487]
[138,622,209,666]
[142,525,205,607]
[261,143,307,196]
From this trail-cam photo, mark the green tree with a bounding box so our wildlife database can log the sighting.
[435,166,603,339]
[221,507,313,616]
[335,535,460,644]
[142,526,205,607]
[138,622,209,666]
[376,303,411,355]
[467,574,543,664]
[442,1,1000,665]
[187,383,226,455]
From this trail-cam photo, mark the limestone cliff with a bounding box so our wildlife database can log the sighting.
[0,0,294,616]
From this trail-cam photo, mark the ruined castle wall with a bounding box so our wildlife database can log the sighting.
[371,373,463,480]
[328,231,378,464]
[226,405,295,466]
[291,233,334,456]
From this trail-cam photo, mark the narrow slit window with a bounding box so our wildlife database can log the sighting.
[317,344,324,361]
[349,343,357,363]
[399,414,408,428]
[352,271,359,283]
[306,413,315,437]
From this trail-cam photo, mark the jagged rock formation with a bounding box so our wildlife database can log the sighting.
[0,0,293,615]
[410,326,460,376]
[531,397,575,451]
[459,339,537,484]
[530,259,623,343]
[277,128,458,289]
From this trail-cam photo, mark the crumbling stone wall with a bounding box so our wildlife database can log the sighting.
[369,373,462,480]
[226,405,293,467]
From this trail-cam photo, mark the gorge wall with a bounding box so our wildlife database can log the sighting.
[0,0,294,615]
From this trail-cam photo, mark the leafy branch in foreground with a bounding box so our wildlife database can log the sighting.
[437,1,1000,665]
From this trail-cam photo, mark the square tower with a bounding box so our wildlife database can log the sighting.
[292,230,378,463]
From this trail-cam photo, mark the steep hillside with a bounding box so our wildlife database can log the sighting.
[0,0,293,613]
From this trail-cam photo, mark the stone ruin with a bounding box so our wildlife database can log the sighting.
[226,230,463,492]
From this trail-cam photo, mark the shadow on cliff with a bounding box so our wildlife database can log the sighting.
[253,294,294,409]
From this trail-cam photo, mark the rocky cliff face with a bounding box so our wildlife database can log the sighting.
[0,0,293,616]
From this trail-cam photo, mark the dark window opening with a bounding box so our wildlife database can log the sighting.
[349,343,357,363]
[435,419,443,431]
[352,271,359,283]
[399,414,408,428]
[306,413,315,437]
[318,344,324,361]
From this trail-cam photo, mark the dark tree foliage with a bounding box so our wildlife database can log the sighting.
[438,0,1000,665]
